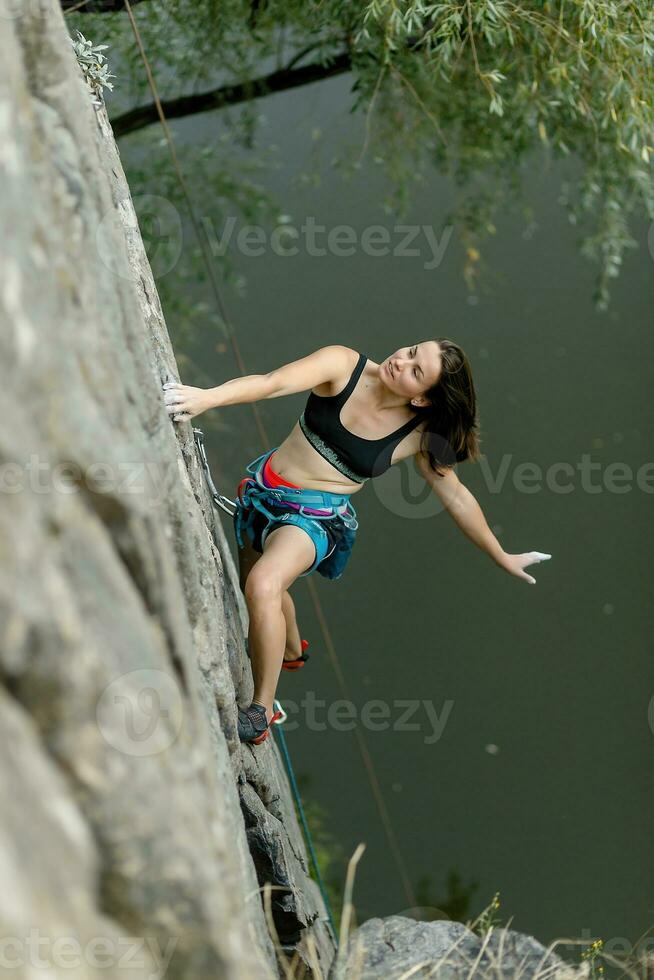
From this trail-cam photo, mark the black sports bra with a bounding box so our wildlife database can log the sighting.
[298,352,424,483]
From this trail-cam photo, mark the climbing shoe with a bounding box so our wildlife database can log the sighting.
[282,638,310,671]
[237,701,282,745]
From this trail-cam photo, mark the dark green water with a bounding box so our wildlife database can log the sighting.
[145,72,653,960]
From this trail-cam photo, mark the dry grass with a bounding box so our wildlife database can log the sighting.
[256,852,652,980]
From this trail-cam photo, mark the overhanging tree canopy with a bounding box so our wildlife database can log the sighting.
[66,0,654,310]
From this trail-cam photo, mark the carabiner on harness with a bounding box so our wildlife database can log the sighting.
[193,427,237,517]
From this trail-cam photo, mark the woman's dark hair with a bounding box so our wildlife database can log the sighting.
[413,337,482,477]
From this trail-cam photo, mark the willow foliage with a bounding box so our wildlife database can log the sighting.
[68,0,654,310]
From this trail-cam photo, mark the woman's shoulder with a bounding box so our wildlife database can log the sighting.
[312,345,360,375]
[332,345,362,371]
[311,346,360,397]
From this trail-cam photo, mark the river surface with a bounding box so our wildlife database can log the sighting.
[125,68,654,960]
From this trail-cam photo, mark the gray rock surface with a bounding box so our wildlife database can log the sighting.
[330,916,586,980]
[0,3,334,977]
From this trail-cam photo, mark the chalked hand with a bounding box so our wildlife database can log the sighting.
[162,381,211,422]
[497,551,552,585]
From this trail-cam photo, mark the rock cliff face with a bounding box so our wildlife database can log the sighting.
[0,3,334,978]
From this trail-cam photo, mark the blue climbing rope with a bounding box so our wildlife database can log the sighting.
[272,701,338,946]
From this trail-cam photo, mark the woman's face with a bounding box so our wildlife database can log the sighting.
[381,341,442,400]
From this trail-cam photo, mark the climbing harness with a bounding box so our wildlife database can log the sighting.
[235,448,358,539]
[233,447,359,579]
[192,431,359,578]
[272,699,338,945]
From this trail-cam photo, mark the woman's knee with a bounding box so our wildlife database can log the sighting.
[244,564,284,605]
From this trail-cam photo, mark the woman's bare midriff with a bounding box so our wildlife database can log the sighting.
[268,355,426,494]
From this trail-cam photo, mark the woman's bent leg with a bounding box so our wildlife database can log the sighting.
[244,524,315,721]
[237,526,304,660]
[281,590,303,661]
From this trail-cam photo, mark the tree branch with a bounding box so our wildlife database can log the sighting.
[62,0,150,11]
[109,51,353,138]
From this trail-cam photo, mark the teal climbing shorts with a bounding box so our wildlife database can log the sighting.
[233,448,359,580]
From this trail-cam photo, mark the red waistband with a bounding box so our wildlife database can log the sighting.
[262,453,333,516]
[262,452,301,489]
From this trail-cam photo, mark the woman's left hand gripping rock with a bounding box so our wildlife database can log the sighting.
[162,381,211,422]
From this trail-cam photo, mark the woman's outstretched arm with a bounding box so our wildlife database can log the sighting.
[414,452,551,585]
[162,345,351,422]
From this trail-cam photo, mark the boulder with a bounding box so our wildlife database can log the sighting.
[330,916,586,980]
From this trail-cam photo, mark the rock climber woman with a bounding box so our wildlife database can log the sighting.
[163,341,551,744]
